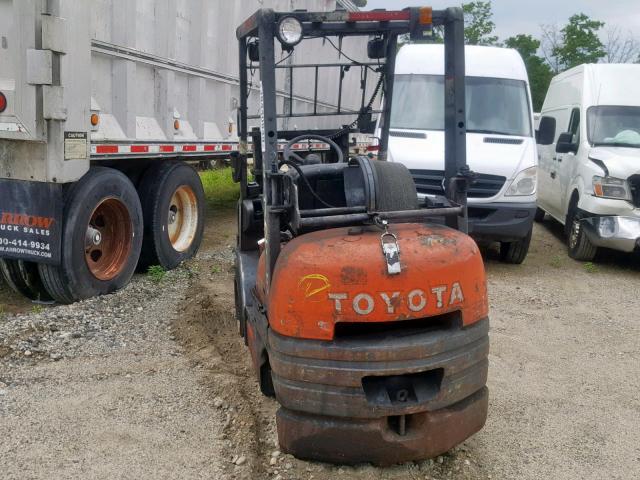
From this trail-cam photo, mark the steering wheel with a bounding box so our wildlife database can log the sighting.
[283,134,345,165]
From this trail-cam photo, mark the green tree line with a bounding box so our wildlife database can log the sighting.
[404,1,639,110]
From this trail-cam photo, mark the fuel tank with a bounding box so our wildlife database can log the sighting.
[256,223,488,341]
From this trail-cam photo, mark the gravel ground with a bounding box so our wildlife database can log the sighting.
[0,265,228,479]
[1,209,639,480]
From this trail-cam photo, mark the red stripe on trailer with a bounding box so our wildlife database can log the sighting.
[96,145,119,154]
[182,145,197,152]
[160,145,175,152]
[130,145,149,153]
[222,144,233,151]
[204,145,216,151]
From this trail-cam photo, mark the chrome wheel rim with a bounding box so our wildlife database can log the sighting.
[168,185,198,252]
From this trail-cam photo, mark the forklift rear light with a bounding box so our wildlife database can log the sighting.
[0,92,7,113]
[348,11,411,22]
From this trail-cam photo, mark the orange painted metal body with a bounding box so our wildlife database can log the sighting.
[256,223,488,340]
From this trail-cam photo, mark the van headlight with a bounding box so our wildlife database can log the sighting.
[592,176,631,200]
[505,166,537,196]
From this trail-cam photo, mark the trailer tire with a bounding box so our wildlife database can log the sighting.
[138,162,205,270]
[0,259,53,302]
[39,168,143,304]
[500,229,532,264]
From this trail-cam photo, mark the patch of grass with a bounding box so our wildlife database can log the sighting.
[549,255,563,268]
[0,304,5,320]
[583,262,598,274]
[211,265,221,274]
[31,305,44,314]
[147,265,167,283]
[200,167,240,209]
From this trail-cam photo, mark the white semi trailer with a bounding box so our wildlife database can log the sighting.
[0,0,369,303]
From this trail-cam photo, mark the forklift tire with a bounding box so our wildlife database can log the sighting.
[567,207,597,261]
[500,229,532,264]
[234,275,248,345]
[534,207,546,222]
[0,259,53,302]
[260,360,276,397]
[39,168,143,304]
[138,162,205,270]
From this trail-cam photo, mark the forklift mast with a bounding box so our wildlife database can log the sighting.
[235,8,467,284]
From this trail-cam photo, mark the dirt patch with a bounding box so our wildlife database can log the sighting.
[174,249,276,479]
[0,281,35,316]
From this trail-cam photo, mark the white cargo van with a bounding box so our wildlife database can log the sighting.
[389,44,537,263]
[536,64,640,260]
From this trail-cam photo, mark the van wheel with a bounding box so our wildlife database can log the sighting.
[39,168,143,304]
[0,259,53,302]
[500,229,532,264]
[567,208,597,261]
[534,207,546,222]
[138,162,205,270]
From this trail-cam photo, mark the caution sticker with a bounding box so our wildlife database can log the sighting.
[64,131,88,160]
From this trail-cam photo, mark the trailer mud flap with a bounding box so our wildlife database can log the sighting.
[0,179,63,265]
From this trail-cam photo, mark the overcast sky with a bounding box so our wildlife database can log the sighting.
[365,0,640,41]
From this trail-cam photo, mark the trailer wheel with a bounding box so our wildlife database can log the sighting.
[500,229,532,264]
[0,259,53,302]
[38,168,143,304]
[138,162,205,270]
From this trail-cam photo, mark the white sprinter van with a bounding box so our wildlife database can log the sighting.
[536,64,640,261]
[389,44,537,264]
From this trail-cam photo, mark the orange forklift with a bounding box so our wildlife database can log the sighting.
[232,6,489,465]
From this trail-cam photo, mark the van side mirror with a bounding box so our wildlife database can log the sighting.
[536,116,556,145]
[556,132,578,154]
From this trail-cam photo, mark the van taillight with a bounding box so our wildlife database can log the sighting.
[0,92,7,113]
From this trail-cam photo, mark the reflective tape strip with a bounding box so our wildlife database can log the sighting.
[95,145,119,154]
[91,141,332,157]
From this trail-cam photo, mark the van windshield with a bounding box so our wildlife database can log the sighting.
[588,106,640,148]
[391,74,532,137]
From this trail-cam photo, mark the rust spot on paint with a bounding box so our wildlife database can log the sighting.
[420,234,457,247]
[340,266,367,285]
